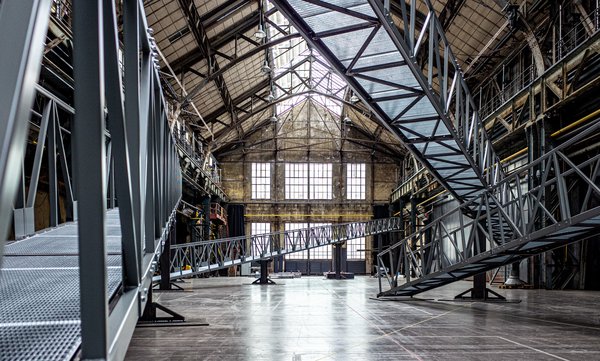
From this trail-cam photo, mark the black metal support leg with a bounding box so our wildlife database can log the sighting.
[503,261,526,288]
[453,272,507,301]
[335,243,342,279]
[139,288,185,324]
[252,259,276,284]
[159,222,174,290]
[325,243,354,279]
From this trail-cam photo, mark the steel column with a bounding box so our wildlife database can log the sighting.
[72,0,109,358]
[0,0,51,262]
[124,0,143,266]
[103,0,140,290]
[48,101,59,226]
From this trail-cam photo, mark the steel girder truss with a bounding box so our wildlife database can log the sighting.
[166,218,402,279]
[271,0,504,203]
[377,123,600,297]
[12,87,77,237]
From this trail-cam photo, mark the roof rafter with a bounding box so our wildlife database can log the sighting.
[200,0,250,28]
[438,0,468,31]
[182,33,302,105]
[202,55,314,124]
[169,10,262,74]
[177,0,236,121]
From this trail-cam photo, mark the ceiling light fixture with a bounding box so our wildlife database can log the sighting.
[343,116,352,124]
[350,94,359,103]
[270,115,278,123]
[254,25,267,40]
[261,60,271,74]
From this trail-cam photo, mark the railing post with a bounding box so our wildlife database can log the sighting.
[0,0,51,262]
[404,243,410,283]
[124,0,143,271]
[72,0,109,358]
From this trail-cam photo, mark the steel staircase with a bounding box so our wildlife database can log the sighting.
[270,0,600,297]
[377,124,600,296]
[271,0,506,204]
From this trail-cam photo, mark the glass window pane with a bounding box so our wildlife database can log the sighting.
[347,163,366,200]
[251,163,271,199]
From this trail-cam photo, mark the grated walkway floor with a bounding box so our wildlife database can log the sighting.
[0,209,122,361]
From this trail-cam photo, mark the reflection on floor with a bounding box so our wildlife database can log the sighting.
[125,276,600,361]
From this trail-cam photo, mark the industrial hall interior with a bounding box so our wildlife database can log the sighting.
[2,0,600,360]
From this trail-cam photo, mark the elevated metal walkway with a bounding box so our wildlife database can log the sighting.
[0,0,183,359]
[164,217,402,280]
[272,0,505,203]
[175,138,228,202]
[377,123,600,297]
[0,210,123,360]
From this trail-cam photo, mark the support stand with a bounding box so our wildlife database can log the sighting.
[449,272,513,302]
[325,243,354,279]
[252,259,276,284]
[153,280,185,291]
[154,221,185,291]
[453,287,506,301]
[502,261,527,288]
[139,288,185,324]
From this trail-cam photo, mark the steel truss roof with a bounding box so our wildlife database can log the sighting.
[271,0,505,204]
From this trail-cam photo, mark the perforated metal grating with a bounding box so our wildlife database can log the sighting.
[1,255,122,269]
[0,268,122,324]
[0,209,124,360]
[0,323,81,361]
[4,236,123,255]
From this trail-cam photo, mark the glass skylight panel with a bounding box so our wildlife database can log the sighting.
[266,9,347,116]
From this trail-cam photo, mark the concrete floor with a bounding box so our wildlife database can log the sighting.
[125,276,600,361]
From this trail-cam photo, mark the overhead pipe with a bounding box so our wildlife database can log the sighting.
[550,107,600,138]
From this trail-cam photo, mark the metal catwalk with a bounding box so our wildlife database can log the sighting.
[1,210,123,360]
[0,0,181,360]
[165,218,402,280]
[377,122,600,297]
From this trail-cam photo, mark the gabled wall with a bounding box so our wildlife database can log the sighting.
[217,99,402,273]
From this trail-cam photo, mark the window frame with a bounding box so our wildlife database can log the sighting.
[346,236,366,260]
[284,163,309,199]
[251,163,271,200]
[251,222,271,255]
[309,163,332,200]
[346,163,366,200]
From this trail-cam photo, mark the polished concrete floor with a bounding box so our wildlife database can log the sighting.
[125,276,600,361]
